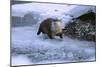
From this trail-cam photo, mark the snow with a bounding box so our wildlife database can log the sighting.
[12,3,69,17]
[11,24,96,66]
[65,5,93,17]
[12,3,95,21]
[11,3,96,66]
[12,2,95,29]
[12,55,32,66]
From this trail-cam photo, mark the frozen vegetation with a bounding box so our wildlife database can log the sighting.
[11,3,96,66]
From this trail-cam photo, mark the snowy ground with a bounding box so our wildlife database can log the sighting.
[11,24,96,66]
[11,3,96,66]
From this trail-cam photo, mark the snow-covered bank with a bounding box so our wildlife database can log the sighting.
[11,3,95,29]
[11,25,95,66]
[12,3,95,17]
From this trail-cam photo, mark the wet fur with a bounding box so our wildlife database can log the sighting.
[37,18,63,39]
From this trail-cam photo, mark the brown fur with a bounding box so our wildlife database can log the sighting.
[37,18,63,39]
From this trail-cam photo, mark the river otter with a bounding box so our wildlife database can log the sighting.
[37,18,63,39]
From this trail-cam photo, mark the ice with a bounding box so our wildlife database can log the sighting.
[11,24,95,66]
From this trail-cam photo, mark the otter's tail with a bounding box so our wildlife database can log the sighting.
[37,27,41,35]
